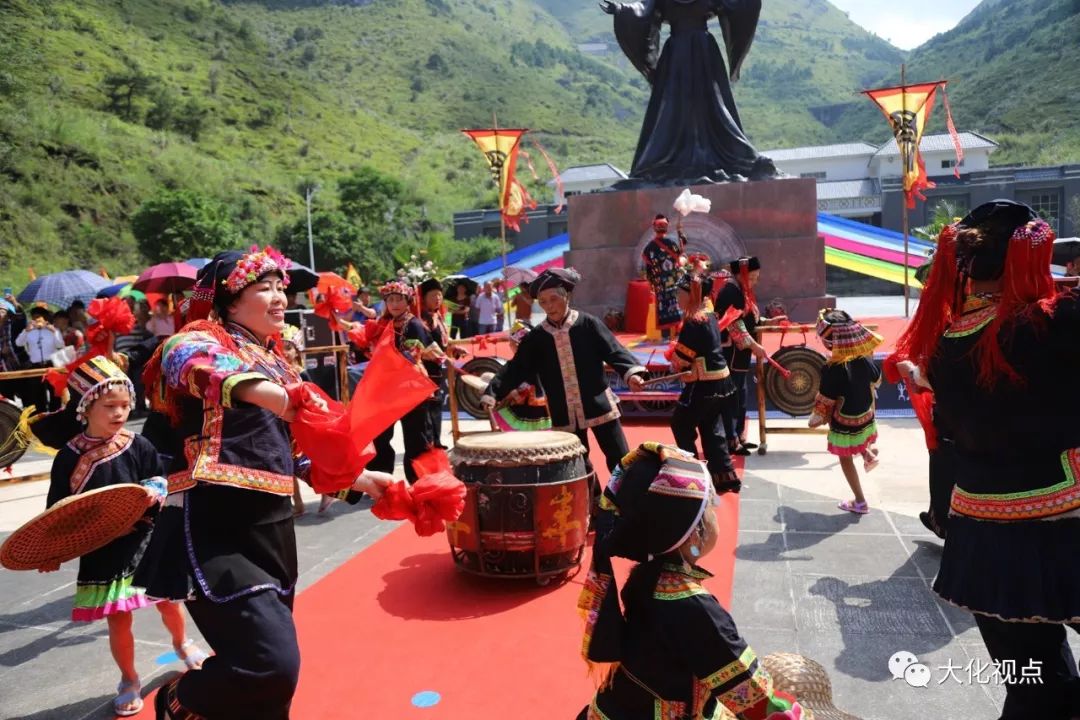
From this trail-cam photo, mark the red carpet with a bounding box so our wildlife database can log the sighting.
[143,424,740,718]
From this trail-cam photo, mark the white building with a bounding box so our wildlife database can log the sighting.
[549,163,628,206]
[762,132,999,221]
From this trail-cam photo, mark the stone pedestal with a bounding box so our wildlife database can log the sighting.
[565,178,833,323]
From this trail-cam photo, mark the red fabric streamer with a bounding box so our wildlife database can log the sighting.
[371,449,467,536]
[288,382,376,493]
[348,328,437,457]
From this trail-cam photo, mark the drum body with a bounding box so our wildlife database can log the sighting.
[448,431,590,581]
[764,346,827,417]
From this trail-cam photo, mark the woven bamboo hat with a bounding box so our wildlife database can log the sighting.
[762,652,862,720]
[0,484,151,571]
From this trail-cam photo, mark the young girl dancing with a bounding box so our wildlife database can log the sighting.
[39,356,206,716]
[809,309,883,514]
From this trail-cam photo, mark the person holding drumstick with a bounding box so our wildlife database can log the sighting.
[481,268,648,474]
[137,248,391,720]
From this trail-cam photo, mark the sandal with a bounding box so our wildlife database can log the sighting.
[318,495,336,514]
[114,677,143,717]
[863,456,880,473]
[838,499,870,515]
[175,638,209,670]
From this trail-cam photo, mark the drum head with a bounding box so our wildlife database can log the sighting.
[0,484,151,571]
[764,346,827,417]
[451,430,585,467]
[455,356,506,420]
[0,400,28,468]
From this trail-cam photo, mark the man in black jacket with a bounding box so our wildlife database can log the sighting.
[481,268,648,472]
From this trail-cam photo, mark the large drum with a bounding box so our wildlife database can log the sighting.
[448,431,590,582]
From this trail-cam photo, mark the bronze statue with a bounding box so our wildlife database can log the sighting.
[601,0,779,186]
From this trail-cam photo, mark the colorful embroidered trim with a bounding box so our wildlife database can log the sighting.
[832,407,875,427]
[944,297,997,338]
[950,447,1080,521]
[67,429,135,495]
[702,647,757,690]
[72,574,154,621]
[492,406,552,432]
[225,246,290,294]
[577,569,613,660]
[653,567,712,601]
[685,357,731,383]
[729,319,752,349]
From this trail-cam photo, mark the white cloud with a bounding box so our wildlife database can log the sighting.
[828,0,984,50]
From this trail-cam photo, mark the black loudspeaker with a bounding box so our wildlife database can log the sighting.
[283,309,337,349]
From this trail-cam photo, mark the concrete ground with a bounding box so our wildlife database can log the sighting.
[0,416,1069,719]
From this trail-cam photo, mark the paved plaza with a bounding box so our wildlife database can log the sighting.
[1,417,1071,719]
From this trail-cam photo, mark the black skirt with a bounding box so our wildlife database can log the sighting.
[934,516,1080,623]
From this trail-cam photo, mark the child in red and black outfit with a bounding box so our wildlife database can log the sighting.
[809,309,882,514]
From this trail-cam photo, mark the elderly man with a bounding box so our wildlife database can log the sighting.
[473,281,503,335]
[481,268,647,473]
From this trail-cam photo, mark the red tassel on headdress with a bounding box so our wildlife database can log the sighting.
[894,224,960,370]
[738,261,759,319]
[971,220,1055,386]
[371,448,466,536]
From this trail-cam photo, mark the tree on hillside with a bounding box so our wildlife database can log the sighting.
[337,165,412,227]
[275,210,397,282]
[102,69,157,122]
[132,190,238,263]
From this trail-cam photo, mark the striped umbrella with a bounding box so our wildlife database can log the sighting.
[17,270,111,308]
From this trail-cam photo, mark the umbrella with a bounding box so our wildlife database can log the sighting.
[17,270,110,308]
[185,258,212,270]
[286,262,320,293]
[502,266,537,289]
[133,262,198,294]
[443,274,478,297]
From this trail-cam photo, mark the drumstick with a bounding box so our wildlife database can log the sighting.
[640,372,688,387]
[763,354,792,379]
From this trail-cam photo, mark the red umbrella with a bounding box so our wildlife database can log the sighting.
[133,262,198,293]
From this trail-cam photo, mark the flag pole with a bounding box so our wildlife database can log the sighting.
[901,63,911,319]
[494,112,510,332]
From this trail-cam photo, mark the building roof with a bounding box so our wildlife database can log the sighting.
[875,131,998,157]
[549,163,628,186]
[816,178,881,200]
[763,142,879,162]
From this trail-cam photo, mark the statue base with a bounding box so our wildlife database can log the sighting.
[565,177,834,323]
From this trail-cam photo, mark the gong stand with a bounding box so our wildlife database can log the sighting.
[753,322,878,456]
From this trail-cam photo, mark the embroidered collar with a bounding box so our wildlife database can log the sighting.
[226,321,271,349]
[661,562,714,580]
[543,308,578,333]
[944,295,998,338]
[69,428,133,453]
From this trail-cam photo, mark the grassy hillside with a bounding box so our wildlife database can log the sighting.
[1,0,1075,294]
[830,0,1080,165]
[0,0,650,289]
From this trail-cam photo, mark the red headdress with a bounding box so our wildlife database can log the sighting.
[894,200,1055,386]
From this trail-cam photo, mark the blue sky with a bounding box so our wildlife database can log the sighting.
[828,0,984,50]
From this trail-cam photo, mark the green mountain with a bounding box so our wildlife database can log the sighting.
[0,0,1074,294]
[831,0,1080,165]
